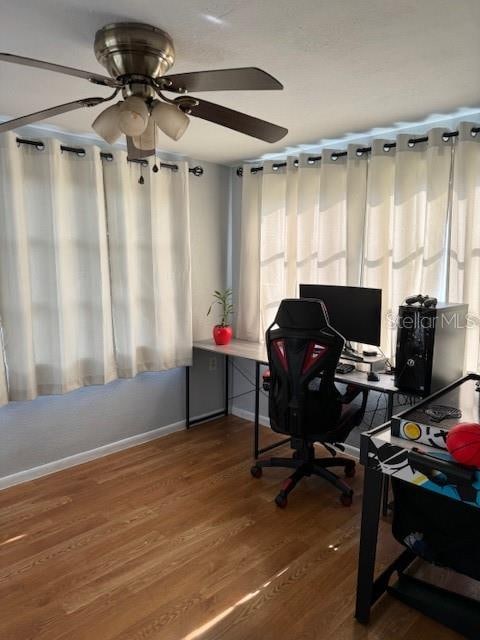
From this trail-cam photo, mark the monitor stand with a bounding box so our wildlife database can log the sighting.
[341,341,364,362]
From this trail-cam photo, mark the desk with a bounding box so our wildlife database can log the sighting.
[186,339,281,458]
[355,383,480,635]
[186,339,404,462]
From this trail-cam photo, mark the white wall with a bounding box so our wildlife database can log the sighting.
[191,162,230,339]
[0,158,230,481]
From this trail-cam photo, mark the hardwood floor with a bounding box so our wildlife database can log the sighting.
[0,416,467,640]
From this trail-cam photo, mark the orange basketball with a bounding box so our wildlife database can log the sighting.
[446,423,480,468]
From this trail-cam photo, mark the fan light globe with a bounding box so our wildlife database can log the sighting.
[92,103,122,144]
[133,119,155,150]
[118,96,149,136]
[151,101,189,141]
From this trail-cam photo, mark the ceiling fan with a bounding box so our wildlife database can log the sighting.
[0,22,288,158]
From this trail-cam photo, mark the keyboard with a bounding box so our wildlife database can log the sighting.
[336,363,356,374]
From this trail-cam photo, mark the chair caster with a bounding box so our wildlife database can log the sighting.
[275,492,288,508]
[340,492,353,507]
[250,464,262,479]
[344,462,356,478]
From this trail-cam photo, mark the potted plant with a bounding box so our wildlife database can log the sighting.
[207,288,234,345]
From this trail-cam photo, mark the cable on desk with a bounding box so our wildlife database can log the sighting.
[373,394,386,428]
[359,392,386,429]
[378,348,393,374]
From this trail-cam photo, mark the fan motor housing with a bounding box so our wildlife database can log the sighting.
[94,22,175,80]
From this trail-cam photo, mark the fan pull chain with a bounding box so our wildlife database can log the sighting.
[138,162,145,185]
[152,126,159,173]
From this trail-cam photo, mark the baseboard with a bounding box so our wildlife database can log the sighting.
[231,406,270,427]
[1,406,359,491]
[0,410,220,490]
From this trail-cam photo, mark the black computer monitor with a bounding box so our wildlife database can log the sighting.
[299,284,382,346]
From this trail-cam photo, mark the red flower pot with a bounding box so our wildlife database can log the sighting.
[213,325,233,345]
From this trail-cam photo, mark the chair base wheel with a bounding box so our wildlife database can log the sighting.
[275,492,288,508]
[344,462,356,478]
[250,465,262,479]
[340,492,353,507]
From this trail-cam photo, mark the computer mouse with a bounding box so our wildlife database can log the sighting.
[368,371,380,382]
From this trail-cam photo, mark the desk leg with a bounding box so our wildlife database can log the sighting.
[382,393,395,516]
[254,360,260,459]
[185,366,191,430]
[355,465,383,624]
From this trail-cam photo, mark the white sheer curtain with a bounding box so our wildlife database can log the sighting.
[449,122,480,372]
[236,147,368,341]
[0,134,116,401]
[103,153,192,375]
[236,158,308,341]
[296,149,368,287]
[363,130,454,356]
[236,123,479,373]
[361,139,396,354]
[235,165,262,341]
[0,133,192,405]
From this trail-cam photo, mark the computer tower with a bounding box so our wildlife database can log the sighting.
[394,302,468,396]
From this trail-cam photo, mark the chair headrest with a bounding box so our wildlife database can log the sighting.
[273,298,330,330]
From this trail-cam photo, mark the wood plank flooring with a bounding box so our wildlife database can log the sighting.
[0,416,468,640]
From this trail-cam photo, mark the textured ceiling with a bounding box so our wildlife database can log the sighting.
[0,0,479,164]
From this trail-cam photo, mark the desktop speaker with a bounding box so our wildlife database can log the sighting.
[394,302,468,396]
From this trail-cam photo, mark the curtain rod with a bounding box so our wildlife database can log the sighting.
[15,138,204,176]
[236,127,480,176]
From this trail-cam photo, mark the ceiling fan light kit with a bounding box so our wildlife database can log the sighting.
[117,96,149,136]
[0,21,288,160]
[91,102,122,143]
[151,101,190,141]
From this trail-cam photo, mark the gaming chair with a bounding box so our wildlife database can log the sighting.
[251,298,369,507]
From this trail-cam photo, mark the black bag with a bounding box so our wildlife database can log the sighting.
[391,478,480,581]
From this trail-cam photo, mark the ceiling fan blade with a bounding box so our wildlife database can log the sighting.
[0,97,108,133]
[182,97,288,143]
[126,136,155,159]
[0,52,120,87]
[163,67,283,93]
